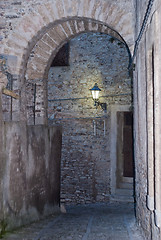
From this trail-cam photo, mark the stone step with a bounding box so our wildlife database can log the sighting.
[110,194,134,203]
[115,188,133,195]
[110,187,134,203]
[119,182,133,189]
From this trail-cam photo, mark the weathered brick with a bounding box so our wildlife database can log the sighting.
[34,46,51,60]
[38,40,53,54]
[6,38,26,51]
[32,55,48,67]
[55,0,65,19]
[37,5,54,25]
[98,1,111,22]
[28,12,46,32]
[47,28,62,45]
[62,0,79,17]
[105,7,125,30]
[74,20,79,34]
[67,20,77,36]
[111,11,126,31]
[9,33,28,48]
[52,24,68,41]
[91,0,102,20]
[103,3,116,24]
[83,0,92,18]
[42,33,58,50]
[116,21,134,43]
[76,20,85,33]
[43,2,60,22]
[31,61,44,74]
[48,2,60,20]
[13,21,35,43]
[60,21,74,38]
[26,63,44,80]
[88,21,99,32]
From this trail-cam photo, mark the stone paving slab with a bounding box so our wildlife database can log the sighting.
[3,203,145,240]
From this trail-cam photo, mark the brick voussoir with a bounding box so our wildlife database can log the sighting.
[88,21,99,32]
[50,25,67,42]
[32,55,48,67]
[34,46,51,60]
[41,33,58,50]
[60,22,74,38]
[47,28,62,45]
[76,20,85,33]
[36,40,53,54]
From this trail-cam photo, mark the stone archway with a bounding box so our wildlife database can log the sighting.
[47,31,133,204]
[23,17,133,124]
[2,0,134,79]
[1,0,135,123]
[26,18,131,80]
[0,0,135,229]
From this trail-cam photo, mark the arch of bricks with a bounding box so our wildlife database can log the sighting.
[26,18,131,81]
[2,0,134,80]
[24,17,132,124]
[1,0,134,123]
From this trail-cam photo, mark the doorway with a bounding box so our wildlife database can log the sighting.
[110,105,134,202]
[116,111,134,189]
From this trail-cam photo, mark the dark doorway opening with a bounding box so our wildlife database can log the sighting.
[123,112,134,178]
[117,111,134,189]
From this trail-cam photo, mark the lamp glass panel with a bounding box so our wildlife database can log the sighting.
[91,90,99,100]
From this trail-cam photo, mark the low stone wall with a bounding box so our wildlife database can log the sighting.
[1,122,62,230]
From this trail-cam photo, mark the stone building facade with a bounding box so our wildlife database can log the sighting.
[0,0,161,239]
[133,1,161,239]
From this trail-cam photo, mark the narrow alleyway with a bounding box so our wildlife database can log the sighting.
[3,203,144,240]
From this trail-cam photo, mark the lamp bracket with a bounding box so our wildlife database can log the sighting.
[94,100,107,112]
[100,102,107,112]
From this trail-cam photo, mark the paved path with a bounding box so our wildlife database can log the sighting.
[3,203,145,240]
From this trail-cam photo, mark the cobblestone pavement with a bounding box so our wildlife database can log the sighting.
[3,203,145,240]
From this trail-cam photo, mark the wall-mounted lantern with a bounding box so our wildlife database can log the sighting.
[90,83,107,111]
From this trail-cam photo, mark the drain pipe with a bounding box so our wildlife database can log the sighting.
[146,48,155,212]
[153,10,161,228]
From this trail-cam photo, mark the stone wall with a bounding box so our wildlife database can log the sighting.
[48,32,132,204]
[0,122,62,230]
[134,1,161,239]
[0,0,134,47]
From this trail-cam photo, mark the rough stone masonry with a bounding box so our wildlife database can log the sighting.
[48,32,132,204]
